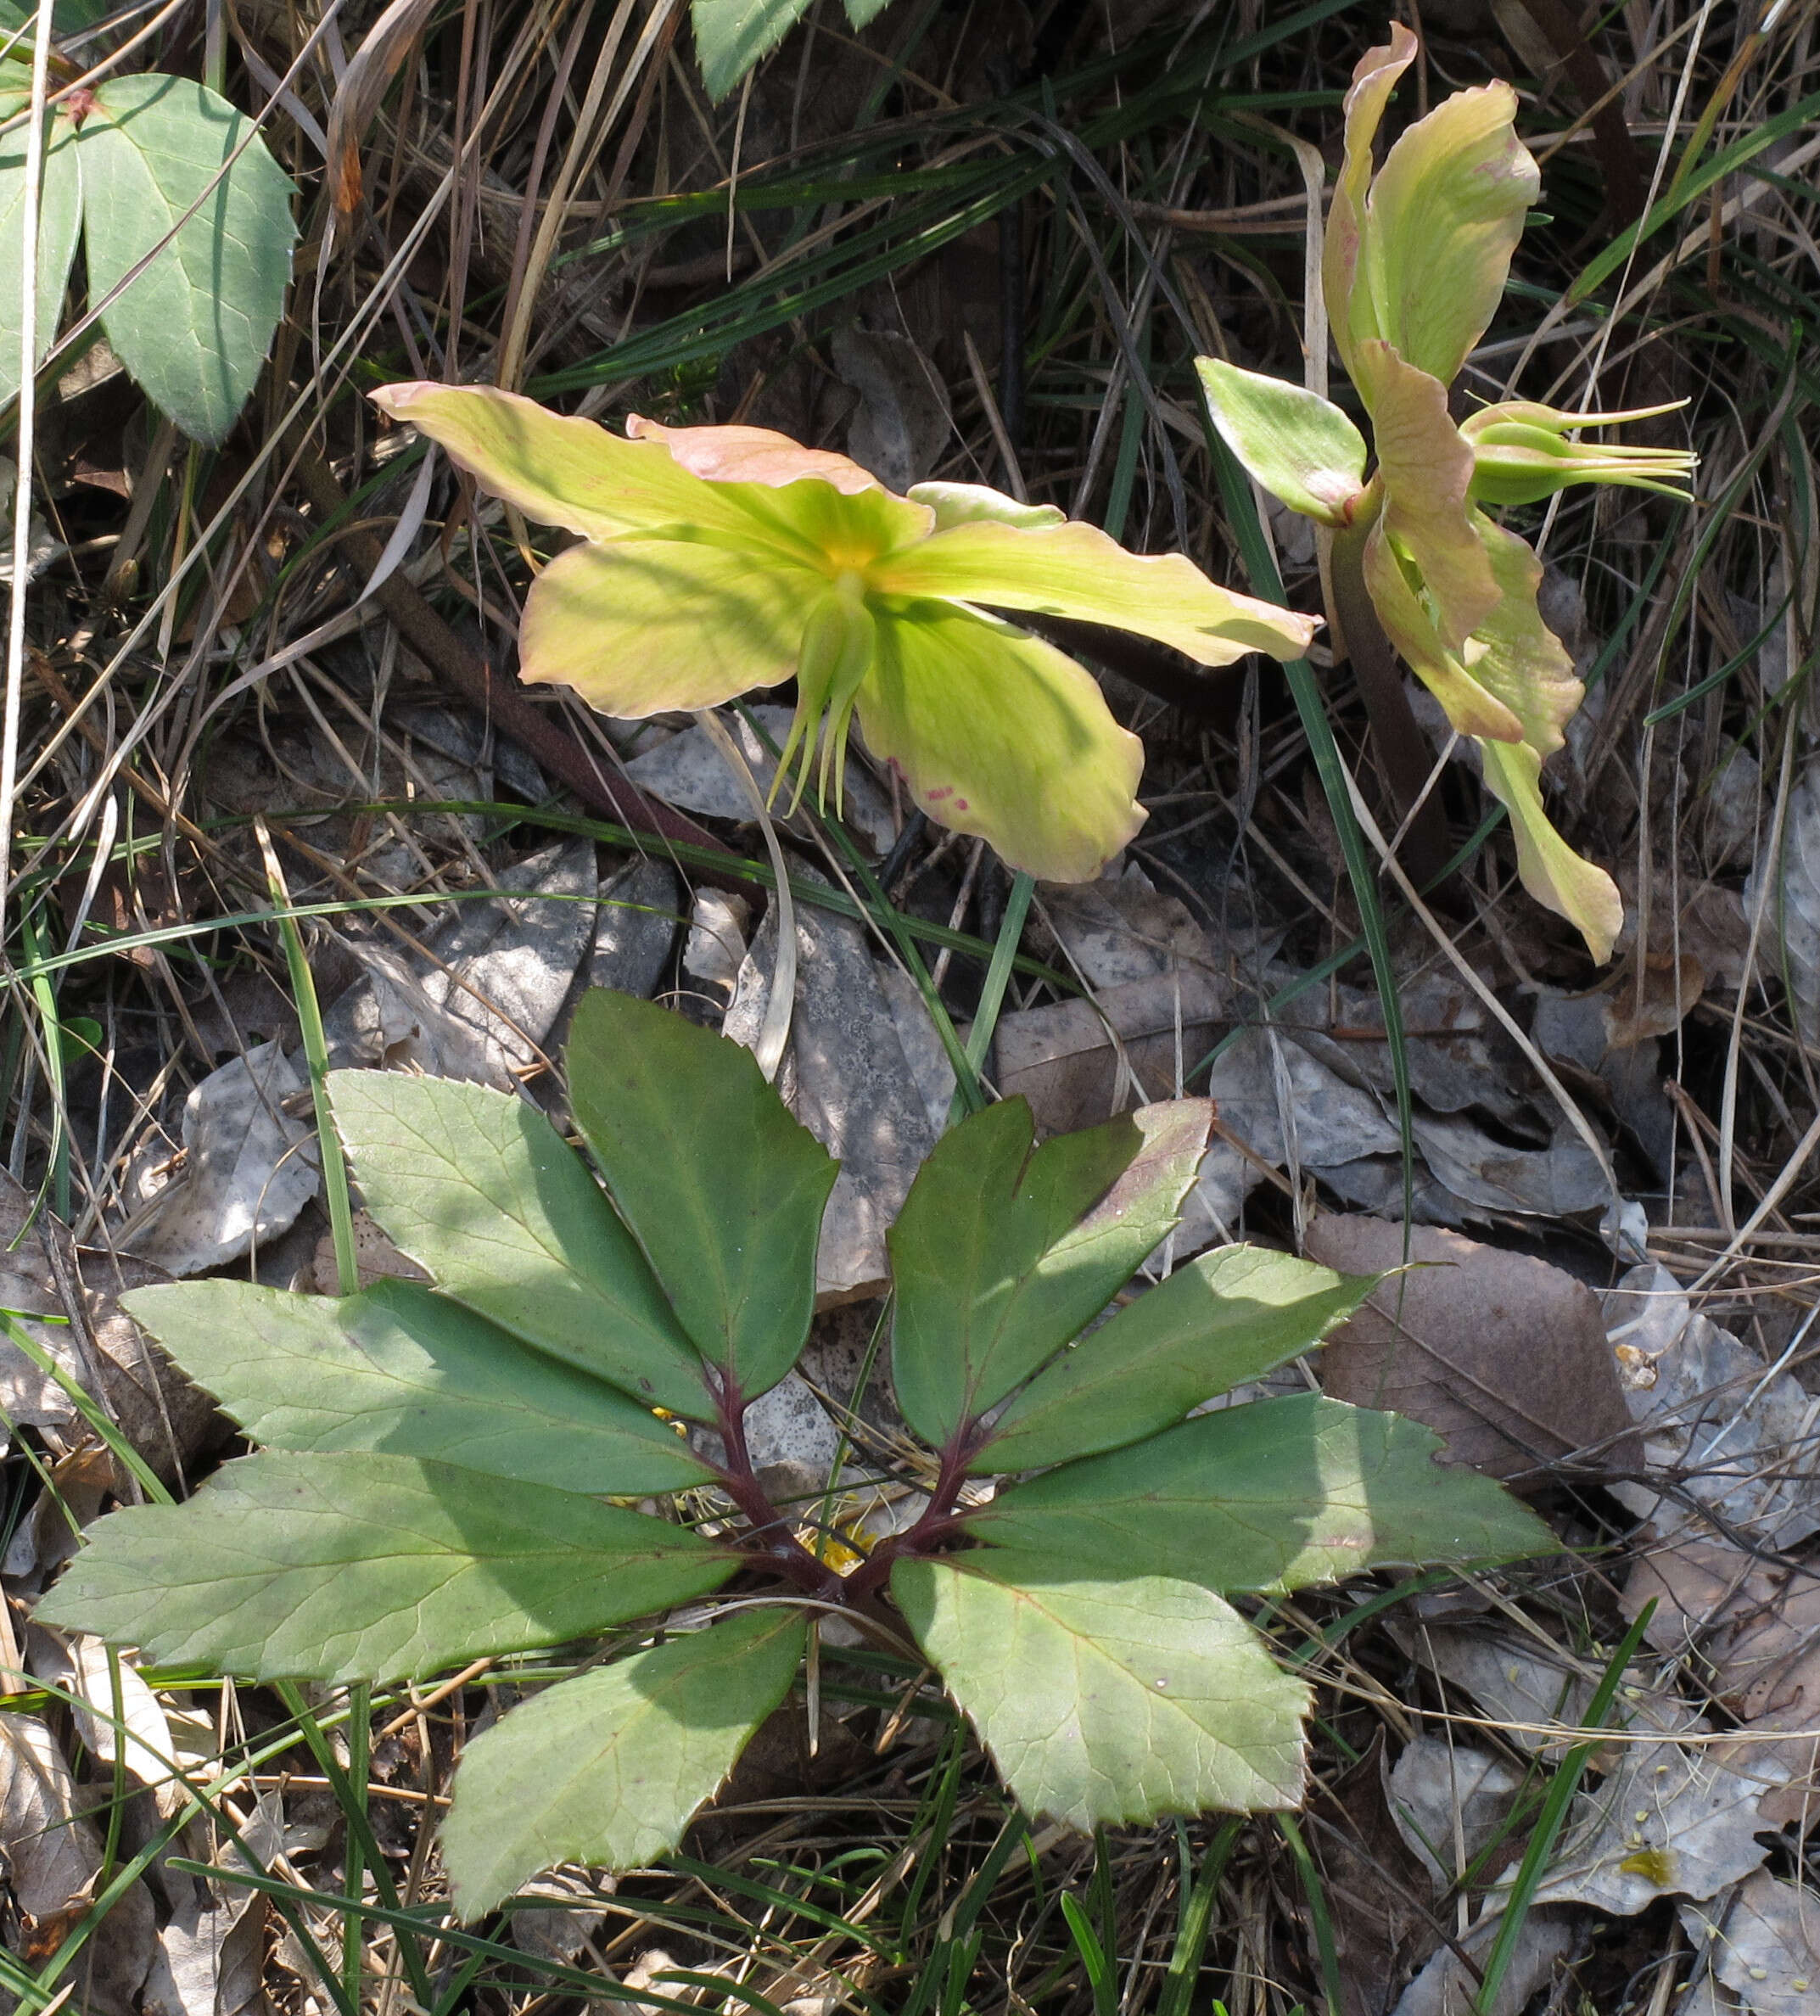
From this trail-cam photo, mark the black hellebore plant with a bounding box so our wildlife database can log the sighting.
[41,990,1550,1917]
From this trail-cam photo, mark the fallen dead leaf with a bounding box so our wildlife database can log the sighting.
[1683,1870,1820,2013]
[1304,1217,1639,1484]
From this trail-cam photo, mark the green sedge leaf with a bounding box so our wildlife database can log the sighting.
[692,0,814,102]
[856,598,1145,882]
[975,1245,1377,1474]
[1364,81,1538,389]
[441,1607,805,1916]
[893,1554,1309,1828]
[1479,736,1622,964]
[521,538,820,715]
[328,1071,711,1416]
[79,76,296,445]
[568,989,837,1401]
[120,1279,713,1495]
[1360,519,1523,742]
[0,109,79,407]
[868,517,1318,668]
[1323,25,1417,379]
[906,480,1067,532]
[39,1453,734,1683]
[1193,361,1368,527]
[890,1098,1210,1448]
[968,1392,1555,1593]
[1353,342,1498,647]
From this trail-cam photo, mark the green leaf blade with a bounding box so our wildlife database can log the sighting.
[976,1245,1379,1473]
[893,1554,1308,1829]
[77,74,296,444]
[120,1278,714,1495]
[0,108,79,406]
[441,1607,806,1916]
[691,0,815,102]
[328,1069,713,1418]
[39,1453,734,1683]
[567,989,837,1401]
[890,1098,1211,1448]
[969,1393,1554,1592]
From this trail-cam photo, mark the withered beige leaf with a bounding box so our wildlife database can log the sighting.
[1304,1216,1638,1482]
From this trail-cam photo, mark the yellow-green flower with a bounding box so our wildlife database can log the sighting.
[372,384,1318,882]
[1196,25,1694,963]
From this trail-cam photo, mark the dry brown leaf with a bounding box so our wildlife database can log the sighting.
[1304,1217,1639,1482]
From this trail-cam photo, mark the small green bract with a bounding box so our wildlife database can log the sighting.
[40,990,1553,1918]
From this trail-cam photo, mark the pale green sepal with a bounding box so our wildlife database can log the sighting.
[969,1392,1555,1593]
[327,1069,712,1417]
[1323,25,1418,378]
[977,1245,1377,1474]
[1479,736,1622,965]
[1364,80,1538,389]
[907,481,1067,531]
[37,1452,736,1683]
[858,598,1146,882]
[1460,512,1585,758]
[521,538,819,716]
[893,1554,1309,1829]
[441,1607,806,1917]
[78,76,296,444]
[1360,521,1522,742]
[567,989,837,1400]
[119,1278,714,1494]
[870,518,1318,667]
[1193,360,1367,526]
[0,107,79,406]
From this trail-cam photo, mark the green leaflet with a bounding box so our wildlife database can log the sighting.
[328,1069,713,1418]
[0,105,79,406]
[76,74,295,444]
[440,1607,806,1916]
[968,1392,1554,1593]
[37,1452,733,1683]
[888,1098,1210,1448]
[974,1246,1378,1474]
[568,988,837,1401]
[893,1554,1309,1830]
[120,1277,714,1495]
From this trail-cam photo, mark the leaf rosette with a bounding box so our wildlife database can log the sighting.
[39,989,1552,1917]
[372,381,1318,882]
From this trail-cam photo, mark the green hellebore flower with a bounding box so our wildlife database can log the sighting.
[371,383,1318,883]
[1460,400,1699,507]
[1198,28,1696,966]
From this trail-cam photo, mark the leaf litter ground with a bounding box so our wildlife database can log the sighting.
[4,3,1820,2012]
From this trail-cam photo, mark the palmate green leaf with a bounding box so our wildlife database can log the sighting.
[328,1070,711,1417]
[441,1607,806,1917]
[894,1554,1308,1830]
[889,1098,1211,1448]
[38,1453,733,1683]
[1193,361,1368,528]
[568,989,837,1402]
[120,1278,713,1495]
[77,75,296,445]
[968,1393,1554,1593]
[973,1246,1378,1474]
[0,106,79,407]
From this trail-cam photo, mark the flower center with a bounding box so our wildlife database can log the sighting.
[770,571,879,820]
